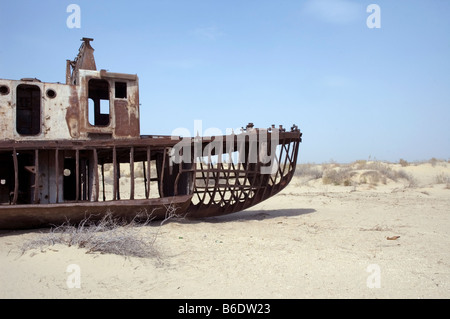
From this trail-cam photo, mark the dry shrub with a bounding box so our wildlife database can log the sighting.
[354,160,367,170]
[322,167,354,186]
[22,209,180,258]
[318,160,417,187]
[429,157,438,167]
[295,160,418,188]
[399,159,409,167]
[435,173,450,185]
[359,171,386,185]
[354,161,416,187]
[428,157,449,167]
[295,164,323,180]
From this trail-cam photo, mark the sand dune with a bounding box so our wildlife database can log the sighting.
[1,160,449,298]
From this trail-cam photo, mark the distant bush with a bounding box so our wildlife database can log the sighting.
[399,159,409,167]
[322,167,354,186]
[429,158,438,167]
[295,164,323,180]
[354,160,367,170]
[296,160,418,188]
[319,160,416,187]
[359,170,386,185]
[435,172,450,184]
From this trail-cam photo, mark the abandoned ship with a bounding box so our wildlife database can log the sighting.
[0,38,302,229]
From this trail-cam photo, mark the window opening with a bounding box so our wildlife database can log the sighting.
[46,89,56,99]
[115,82,127,99]
[88,79,110,126]
[16,84,41,135]
[0,85,9,95]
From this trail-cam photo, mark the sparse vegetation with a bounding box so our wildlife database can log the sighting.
[399,158,409,167]
[296,160,417,187]
[354,160,368,170]
[21,210,180,258]
[435,172,450,189]
[359,224,392,232]
[322,167,354,186]
[359,170,386,185]
[295,163,323,180]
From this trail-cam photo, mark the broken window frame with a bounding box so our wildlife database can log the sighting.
[88,78,110,127]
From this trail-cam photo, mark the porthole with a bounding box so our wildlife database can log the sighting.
[0,85,10,95]
[46,89,57,99]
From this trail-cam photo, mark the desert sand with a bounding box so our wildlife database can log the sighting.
[1,160,449,299]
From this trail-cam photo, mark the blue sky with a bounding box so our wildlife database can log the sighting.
[1,0,449,163]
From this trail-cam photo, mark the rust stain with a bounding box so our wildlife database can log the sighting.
[114,100,139,138]
[66,85,80,138]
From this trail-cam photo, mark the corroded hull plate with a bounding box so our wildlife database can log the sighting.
[0,195,192,229]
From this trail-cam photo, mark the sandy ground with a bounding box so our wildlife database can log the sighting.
[1,160,449,299]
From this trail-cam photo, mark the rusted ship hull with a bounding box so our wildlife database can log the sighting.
[189,128,301,218]
[0,38,302,229]
[0,128,301,229]
[0,196,192,229]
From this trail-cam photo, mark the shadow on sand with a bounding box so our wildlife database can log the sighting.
[176,208,316,224]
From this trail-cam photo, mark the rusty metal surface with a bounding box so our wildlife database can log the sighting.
[188,127,301,218]
[114,99,140,138]
[0,127,301,228]
[0,37,303,229]
[66,37,97,85]
[0,195,192,229]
